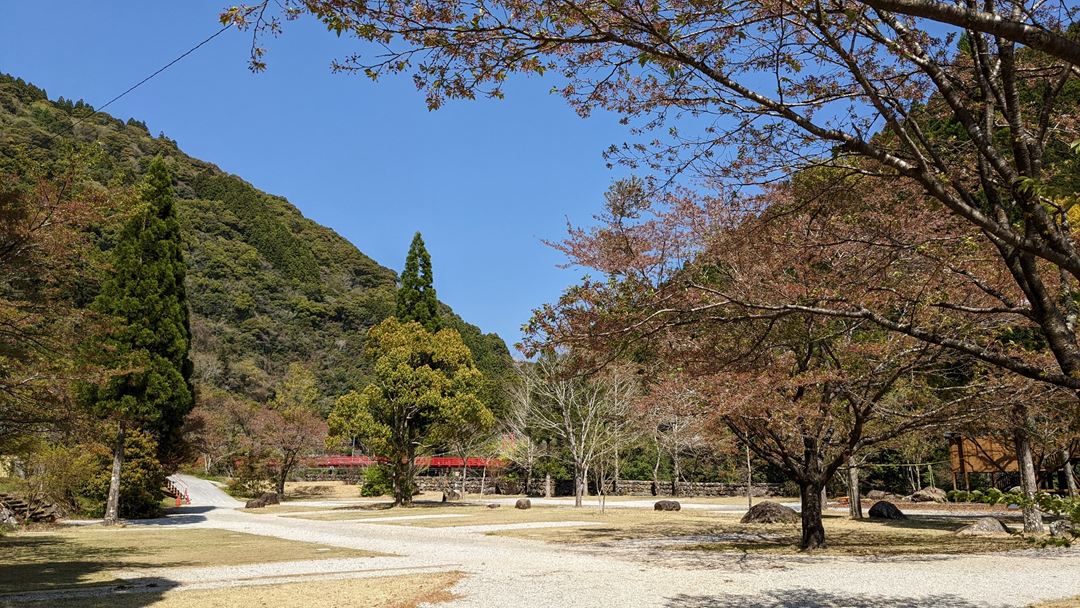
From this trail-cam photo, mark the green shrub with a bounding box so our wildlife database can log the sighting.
[984,488,1004,504]
[359,465,394,497]
[81,429,166,519]
[226,457,272,498]
[948,490,971,503]
[969,490,983,502]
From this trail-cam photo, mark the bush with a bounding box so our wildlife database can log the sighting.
[82,429,167,519]
[359,465,393,497]
[984,488,1004,504]
[948,490,970,503]
[226,456,272,498]
[969,490,983,502]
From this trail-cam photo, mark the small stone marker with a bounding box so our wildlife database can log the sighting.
[1049,520,1075,538]
[868,500,906,520]
[654,500,681,511]
[956,517,1011,536]
[515,498,531,510]
[741,501,799,524]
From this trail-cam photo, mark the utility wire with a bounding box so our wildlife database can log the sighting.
[70,23,232,130]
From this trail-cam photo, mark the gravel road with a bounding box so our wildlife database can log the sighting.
[139,475,1080,608]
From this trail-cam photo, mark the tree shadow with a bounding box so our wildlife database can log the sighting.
[666,589,988,608]
[0,535,182,607]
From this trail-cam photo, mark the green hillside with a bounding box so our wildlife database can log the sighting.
[0,73,513,413]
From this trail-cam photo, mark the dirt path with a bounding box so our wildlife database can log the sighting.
[153,475,1080,608]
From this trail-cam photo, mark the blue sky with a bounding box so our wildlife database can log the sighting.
[0,2,633,354]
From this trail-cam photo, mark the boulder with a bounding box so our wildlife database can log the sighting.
[244,497,267,509]
[740,501,799,524]
[1049,520,1076,538]
[442,489,462,502]
[868,501,906,520]
[866,490,888,499]
[910,487,948,503]
[486,503,501,509]
[956,517,1011,536]
[515,498,531,510]
[0,505,17,528]
[258,492,281,506]
[654,500,682,512]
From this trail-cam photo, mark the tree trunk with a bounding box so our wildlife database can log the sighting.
[480,466,487,497]
[671,456,681,497]
[1014,425,1045,533]
[613,448,620,495]
[1063,450,1077,498]
[276,466,287,496]
[799,481,826,550]
[393,453,411,507]
[847,457,863,519]
[544,471,552,498]
[652,443,661,496]
[573,464,584,507]
[103,423,125,526]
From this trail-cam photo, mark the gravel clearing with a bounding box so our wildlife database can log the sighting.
[130,475,1080,608]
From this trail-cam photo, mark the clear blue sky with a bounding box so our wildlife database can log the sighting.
[0,2,631,354]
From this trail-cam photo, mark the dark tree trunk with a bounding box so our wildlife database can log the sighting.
[103,422,125,526]
[799,481,826,550]
[393,455,408,507]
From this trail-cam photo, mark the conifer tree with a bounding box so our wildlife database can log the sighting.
[84,157,193,524]
[396,232,440,332]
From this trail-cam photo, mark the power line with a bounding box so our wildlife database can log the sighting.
[71,23,232,130]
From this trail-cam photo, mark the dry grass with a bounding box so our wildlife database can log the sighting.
[1033,597,1080,608]
[281,481,360,500]
[496,510,1029,555]
[30,571,463,608]
[0,526,380,594]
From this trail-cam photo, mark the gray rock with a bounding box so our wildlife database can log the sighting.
[654,500,682,512]
[245,497,267,509]
[740,501,799,524]
[515,498,531,510]
[1049,520,1076,538]
[442,489,462,502]
[259,492,281,506]
[866,490,888,499]
[486,503,501,509]
[0,505,18,528]
[910,487,948,503]
[957,517,1011,536]
[868,501,906,520]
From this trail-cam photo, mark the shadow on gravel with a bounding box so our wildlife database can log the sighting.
[0,576,180,607]
[125,506,212,526]
[666,589,986,608]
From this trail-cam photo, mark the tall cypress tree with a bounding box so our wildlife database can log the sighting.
[85,157,193,524]
[396,232,440,332]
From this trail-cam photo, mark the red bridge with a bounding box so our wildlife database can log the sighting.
[306,455,506,469]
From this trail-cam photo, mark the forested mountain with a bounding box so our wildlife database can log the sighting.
[0,73,513,414]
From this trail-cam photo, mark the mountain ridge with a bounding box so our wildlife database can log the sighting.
[0,72,514,412]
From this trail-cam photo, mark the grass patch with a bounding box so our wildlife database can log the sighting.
[1033,597,1080,608]
[496,510,1029,555]
[30,571,462,608]
[0,526,381,594]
